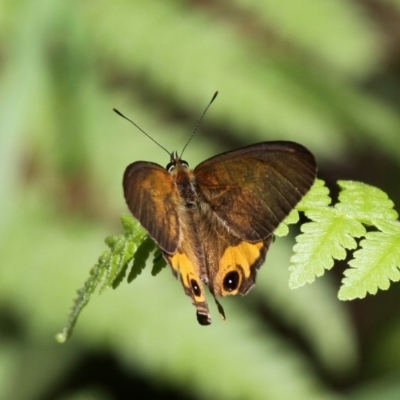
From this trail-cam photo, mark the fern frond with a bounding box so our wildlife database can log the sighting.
[339,220,400,299]
[56,215,150,343]
[58,179,400,342]
[290,179,400,299]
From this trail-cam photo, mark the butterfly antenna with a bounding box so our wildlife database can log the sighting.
[113,108,171,156]
[180,91,218,159]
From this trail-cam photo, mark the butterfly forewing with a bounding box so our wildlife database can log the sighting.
[123,161,181,254]
[194,141,316,242]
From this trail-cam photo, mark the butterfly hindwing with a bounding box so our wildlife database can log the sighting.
[164,243,211,325]
[200,214,273,297]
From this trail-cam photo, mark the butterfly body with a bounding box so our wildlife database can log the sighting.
[123,141,316,324]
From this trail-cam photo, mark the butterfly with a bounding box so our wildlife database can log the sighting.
[117,94,317,325]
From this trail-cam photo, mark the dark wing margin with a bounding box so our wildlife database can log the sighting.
[123,161,180,254]
[194,141,317,242]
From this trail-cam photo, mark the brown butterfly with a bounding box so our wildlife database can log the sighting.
[117,93,317,325]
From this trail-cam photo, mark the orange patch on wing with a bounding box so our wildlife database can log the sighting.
[212,240,265,297]
[220,241,264,277]
[167,251,206,303]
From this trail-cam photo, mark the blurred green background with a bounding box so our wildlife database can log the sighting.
[2,0,400,399]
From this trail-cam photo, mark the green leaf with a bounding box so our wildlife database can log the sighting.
[290,180,400,299]
[55,250,110,343]
[289,208,365,288]
[275,179,328,237]
[339,220,400,300]
[56,215,147,343]
[128,236,157,283]
[297,179,332,211]
[151,248,167,276]
[336,180,398,224]
[274,209,299,237]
